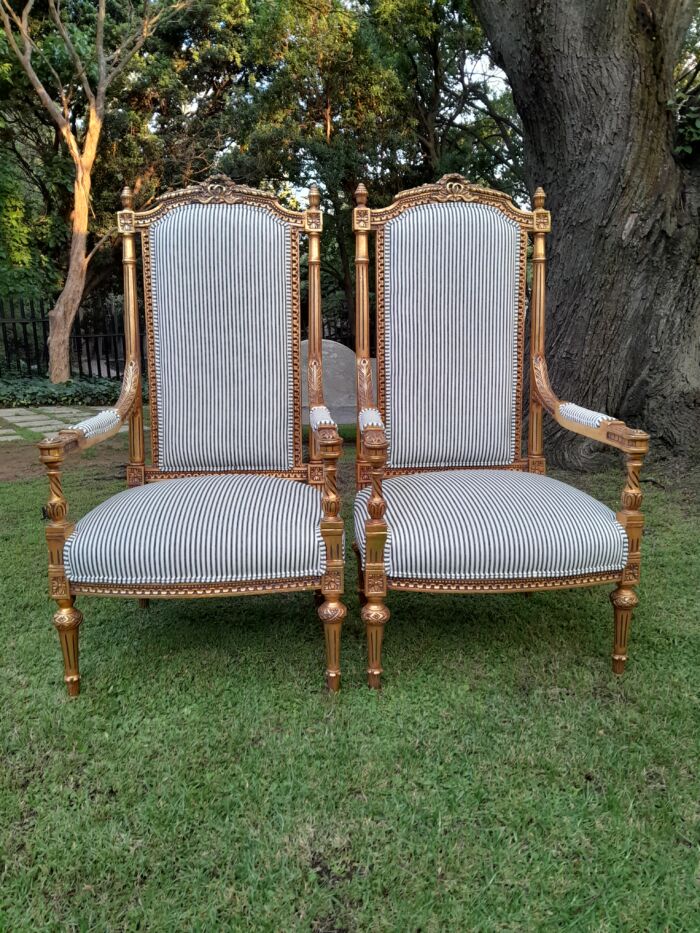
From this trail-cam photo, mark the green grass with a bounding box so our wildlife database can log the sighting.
[1,445,699,930]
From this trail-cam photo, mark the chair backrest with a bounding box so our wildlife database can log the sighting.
[354,175,545,475]
[131,178,307,477]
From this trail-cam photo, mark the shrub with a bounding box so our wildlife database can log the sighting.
[0,375,147,408]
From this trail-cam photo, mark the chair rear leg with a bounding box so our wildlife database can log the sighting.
[53,597,83,697]
[352,544,367,606]
[610,585,638,674]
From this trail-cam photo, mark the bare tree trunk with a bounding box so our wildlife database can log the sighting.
[473,0,700,466]
[48,167,91,382]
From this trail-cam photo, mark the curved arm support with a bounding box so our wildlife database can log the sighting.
[39,358,140,455]
[532,355,649,456]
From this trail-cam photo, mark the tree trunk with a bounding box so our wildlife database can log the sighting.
[48,162,94,382]
[473,0,700,466]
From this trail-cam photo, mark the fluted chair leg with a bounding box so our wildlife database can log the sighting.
[362,598,390,689]
[318,599,346,692]
[138,598,149,609]
[610,585,638,674]
[53,598,83,697]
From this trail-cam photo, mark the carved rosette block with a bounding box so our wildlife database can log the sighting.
[308,463,324,486]
[126,464,146,487]
[117,210,135,233]
[53,603,83,696]
[610,586,638,674]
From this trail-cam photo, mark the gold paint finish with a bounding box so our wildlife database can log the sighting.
[38,177,345,695]
[353,175,650,684]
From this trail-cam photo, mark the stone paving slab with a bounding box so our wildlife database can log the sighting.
[0,405,106,441]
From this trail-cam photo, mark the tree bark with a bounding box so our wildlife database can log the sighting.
[48,167,91,382]
[473,0,700,466]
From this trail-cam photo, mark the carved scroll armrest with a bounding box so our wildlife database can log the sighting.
[38,359,140,454]
[533,354,650,456]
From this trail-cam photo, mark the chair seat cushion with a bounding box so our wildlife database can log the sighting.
[64,474,325,586]
[354,470,628,582]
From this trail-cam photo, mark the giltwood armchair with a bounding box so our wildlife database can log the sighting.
[352,175,649,688]
[39,178,346,696]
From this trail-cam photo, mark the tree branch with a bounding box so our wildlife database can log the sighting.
[47,0,96,105]
[0,0,74,142]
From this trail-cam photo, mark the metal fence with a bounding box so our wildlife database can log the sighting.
[0,295,351,380]
[0,295,146,380]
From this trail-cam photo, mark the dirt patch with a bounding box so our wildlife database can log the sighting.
[0,436,130,483]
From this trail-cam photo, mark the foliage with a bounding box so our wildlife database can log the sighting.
[1,445,699,927]
[0,0,698,354]
[0,375,145,408]
[672,11,700,157]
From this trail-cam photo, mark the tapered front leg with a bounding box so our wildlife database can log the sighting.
[53,598,83,696]
[610,585,638,674]
[318,598,346,692]
[362,599,390,689]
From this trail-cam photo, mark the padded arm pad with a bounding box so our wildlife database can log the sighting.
[359,407,384,432]
[559,402,612,429]
[69,409,122,439]
[309,405,337,431]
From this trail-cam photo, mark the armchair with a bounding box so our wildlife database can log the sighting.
[352,176,649,687]
[39,178,345,696]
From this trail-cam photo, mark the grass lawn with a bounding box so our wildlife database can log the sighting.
[1,432,699,930]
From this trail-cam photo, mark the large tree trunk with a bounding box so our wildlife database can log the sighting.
[473,0,700,466]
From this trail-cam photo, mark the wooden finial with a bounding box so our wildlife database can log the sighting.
[355,183,368,206]
[533,186,546,209]
[121,186,134,210]
[309,184,321,208]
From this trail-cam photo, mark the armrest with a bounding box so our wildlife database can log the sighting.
[533,355,649,456]
[309,405,337,432]
[358,406,388,453]
[38,359,140,455]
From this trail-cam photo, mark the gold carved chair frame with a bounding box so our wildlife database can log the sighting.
[39,177,346,695]
[353,174,649,688]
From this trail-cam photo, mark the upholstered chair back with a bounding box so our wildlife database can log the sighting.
[146,201,297,473]
[382,201,523,469]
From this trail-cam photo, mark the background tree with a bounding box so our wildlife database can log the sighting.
[473,0,700,465]
[0,0,192,381]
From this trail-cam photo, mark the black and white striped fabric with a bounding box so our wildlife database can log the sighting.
[149,203,294,472]
[70,409,121,439]
[383,202,522,468]
[559,402,612,429]
[64,474,325,585]
[354,470,627,580]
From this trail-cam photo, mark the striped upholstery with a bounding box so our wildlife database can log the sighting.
[359,408,384,431]
[560,402,612,429]
[70,409,121,439]
[309,406,336,430]
[354,470,627,581]
[149,203,295,472]
[383,202,522,468]
[64,474,325,585]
